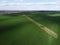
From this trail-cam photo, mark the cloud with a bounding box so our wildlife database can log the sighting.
[0,0,59,10]
[0,2,57,6]
[16,0,24,1]
[0,3,58,10]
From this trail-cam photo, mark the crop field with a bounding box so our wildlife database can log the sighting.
[0,11,60,45]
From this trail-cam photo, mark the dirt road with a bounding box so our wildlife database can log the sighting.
[23,15,58,39]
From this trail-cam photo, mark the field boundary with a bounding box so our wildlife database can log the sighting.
[23,15,58,39]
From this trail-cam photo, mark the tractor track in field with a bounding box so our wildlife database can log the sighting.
[23,15,58,39]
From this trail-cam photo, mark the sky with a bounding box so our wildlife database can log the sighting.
[0,0,60,10]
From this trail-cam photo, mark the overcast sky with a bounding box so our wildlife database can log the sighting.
[0,0,60,10]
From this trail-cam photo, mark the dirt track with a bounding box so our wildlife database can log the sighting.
[23,15,58,39]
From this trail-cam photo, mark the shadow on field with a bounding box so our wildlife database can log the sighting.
[32,14,60,23]
[0,22,29,34]
[4,13,23,16]
[0,18,11,21]
[41,16,60,23]
[0,19,8,21]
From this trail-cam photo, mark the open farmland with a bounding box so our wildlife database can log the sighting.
[0,11,60,45]
[26,11,60,45]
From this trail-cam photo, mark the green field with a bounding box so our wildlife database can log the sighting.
[0,12,60,45]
